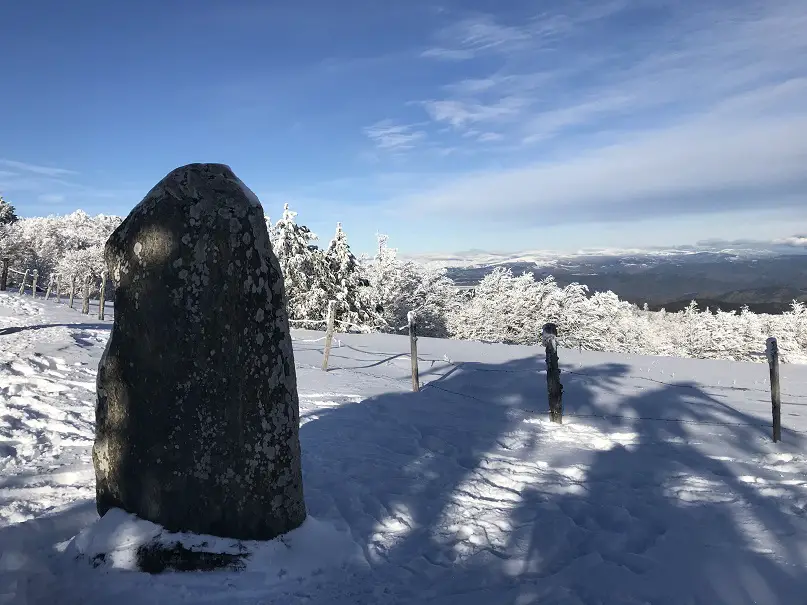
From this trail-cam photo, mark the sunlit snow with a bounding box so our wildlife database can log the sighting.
[2,291,807,604]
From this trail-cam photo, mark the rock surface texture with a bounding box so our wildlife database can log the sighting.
[93,163,305,540]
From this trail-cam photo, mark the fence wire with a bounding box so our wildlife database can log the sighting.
[296,333,807,434]
[419,377,807,435]
[301,337,807,400]
[4,287,807,430]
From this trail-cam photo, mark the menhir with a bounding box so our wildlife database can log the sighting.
[93,163,306,540]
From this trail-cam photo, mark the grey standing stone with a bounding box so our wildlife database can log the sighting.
[93,163,306,540]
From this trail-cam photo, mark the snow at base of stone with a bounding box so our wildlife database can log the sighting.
[67,508,368,578]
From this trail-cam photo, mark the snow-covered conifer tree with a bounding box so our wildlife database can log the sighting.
[0,197,21,262]
[0,196,19,226]
[272,204,330,325]
[324,222,383,332]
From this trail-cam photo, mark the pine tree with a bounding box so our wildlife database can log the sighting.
[0,196,19,263]
[0,196,19,226]
[324,222,382,332]
[272,204,330,326]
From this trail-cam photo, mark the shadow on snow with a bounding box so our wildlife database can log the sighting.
[297,357,807,603]
[2,355,806,604]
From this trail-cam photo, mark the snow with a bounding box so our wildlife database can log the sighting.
[67,507,366,578]
[2,290,807,604]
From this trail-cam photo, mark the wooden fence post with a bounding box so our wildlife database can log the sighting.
[69,275,76,308]
[98,271,108,320]
[766,337,781,443]
[542,322,563,423]
[0,258,8,291]
[82,274,91,315]
[321,300,337,371]
[408,311,419,392]
[56,274,61,303]
[31,270,38,298]
[19,269,29,295]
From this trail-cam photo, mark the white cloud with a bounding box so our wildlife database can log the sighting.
[398,76,807,223]
[359,0,807,228]
[478,132,503,142]
[0,157,142,212]
[420,15,533,60]
[775,235,807,248]
[521,94,636,144]
[420,2,632,61]
[420,47,477,61]
[421,97,527,128]
[364,120,427,152]
[0,159,77,177]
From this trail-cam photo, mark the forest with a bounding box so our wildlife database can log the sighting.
[1,203,805,364]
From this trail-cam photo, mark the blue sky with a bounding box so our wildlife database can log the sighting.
[1,0,806,256]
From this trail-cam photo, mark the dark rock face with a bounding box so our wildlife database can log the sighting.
[93,163,305,540]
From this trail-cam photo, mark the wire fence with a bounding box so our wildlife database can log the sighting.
[288,317,410,333]
[294,334,807,400]
[3,280,806,436]
[292,326,807,436]
[2,263,111,319]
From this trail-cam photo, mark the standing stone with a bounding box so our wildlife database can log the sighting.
[93,163,306,540]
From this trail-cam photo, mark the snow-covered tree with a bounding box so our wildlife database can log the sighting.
[365,234,457,337]
[271,204,331,326]
[0,196,21,263]
[265,215,276,242]
[324,222,383,332]
[0,196,19,226]
[0,210,121,283]
[5,202,807,365]
[56,244,106,276]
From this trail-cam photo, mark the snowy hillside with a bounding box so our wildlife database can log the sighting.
[2,291,807,604]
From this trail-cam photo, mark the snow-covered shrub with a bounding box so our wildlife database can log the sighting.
[769,301,807,363]
[6,200,807,365]
[1,210,121,282]
[365,235,457,338]
[443,267,807,363]
[54,245,109,296]
[56,245,106,279]
[447,268,542,344]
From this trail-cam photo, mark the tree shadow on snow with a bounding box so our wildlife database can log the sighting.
[3,354,806,604]
[503,365,807,604]
[299,357,807,604]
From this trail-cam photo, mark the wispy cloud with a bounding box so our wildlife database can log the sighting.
[361,0,807,228]
[420,1,631,61]
[0,158,141,213]
[364,120,427,152]
[401,97,807,224]
[0,159,78,177]
[421,96,527,128]
[420,15,533,60]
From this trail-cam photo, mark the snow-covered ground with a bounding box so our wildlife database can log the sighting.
[2,290,807,604]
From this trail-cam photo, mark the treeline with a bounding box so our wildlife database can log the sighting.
[1,203,805,364]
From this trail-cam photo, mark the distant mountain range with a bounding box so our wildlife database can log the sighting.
[403,240,807,315]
